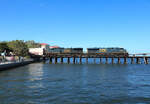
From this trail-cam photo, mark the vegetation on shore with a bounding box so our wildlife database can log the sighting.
[0,40,41,57]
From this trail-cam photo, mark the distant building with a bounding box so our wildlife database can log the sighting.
[29,43,50,55]
[29,48,44,55]
[41,43,49,50]
[49,46,60,49]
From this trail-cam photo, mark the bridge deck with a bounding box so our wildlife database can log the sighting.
[46,53,150,58]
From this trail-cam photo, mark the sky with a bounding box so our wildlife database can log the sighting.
[0,0,150,53]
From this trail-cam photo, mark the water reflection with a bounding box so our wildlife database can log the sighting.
[26,63,45,89]
[27,63,44,81]
[0,63,150,104]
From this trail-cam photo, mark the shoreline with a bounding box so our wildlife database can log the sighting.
[0,60,37,71]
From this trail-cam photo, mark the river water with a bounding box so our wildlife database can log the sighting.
[0,60,150,104]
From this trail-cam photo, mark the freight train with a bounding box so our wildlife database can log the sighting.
[48,47,128,57]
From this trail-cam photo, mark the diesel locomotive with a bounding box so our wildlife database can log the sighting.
[87,48,128,57]
[49,48,83,54]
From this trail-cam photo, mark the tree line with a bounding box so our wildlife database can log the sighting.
[0,40,41,57]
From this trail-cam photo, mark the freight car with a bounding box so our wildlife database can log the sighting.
[64,48,83,53]
[87,48,128,57]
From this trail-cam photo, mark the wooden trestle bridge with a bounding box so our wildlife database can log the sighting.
[44,53,150,64]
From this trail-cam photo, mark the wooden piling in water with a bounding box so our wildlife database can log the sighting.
[136,57,140,64]
[131,57,134,64]
[100,57,102,64]
[86,57,88,64]
[105,57,108,64]
[118,57,120,64]
[49,57,53,63]
[124,57,127,64]
[94,58,96,64]
[112,57,114,64]
[79,56,82,64]
[67,57,70,64]
[146,57,149,64]
[54,57,57,64]
[60,57,63,63]
[144,57,148,64]
[73,57,75,64]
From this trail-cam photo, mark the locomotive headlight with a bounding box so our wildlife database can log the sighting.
[99,49,107,52]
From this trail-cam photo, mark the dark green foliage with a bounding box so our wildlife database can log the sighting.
[25,40,41,48]
[8,40,29,56]
[0,42,11,53]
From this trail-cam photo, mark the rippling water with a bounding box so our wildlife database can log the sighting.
[0,61,150,104]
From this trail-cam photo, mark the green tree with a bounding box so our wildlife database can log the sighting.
[25,40,41,48]
[8,40,28,56]
[0,42,11,53]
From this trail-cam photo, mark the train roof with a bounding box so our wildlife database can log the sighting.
[87,47,125,49]
[65,48,83,49]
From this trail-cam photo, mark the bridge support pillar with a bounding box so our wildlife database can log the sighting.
[49,57,53,63]
[124,57,127,64]
[94,58,96,64]
[73,57,76,64]
[100,57,102,64]
[144,57,148,64]
[79,57,82,64]
[146,57,149,64]
[136,57,140,64]
[60,57,63,64]
[86,57,88,64]
[67,57,70,64]
[131,57,134,64]
[118,57,120,64]
[112,57,114,64]
[54,57,57,64]
[105,57,108,64]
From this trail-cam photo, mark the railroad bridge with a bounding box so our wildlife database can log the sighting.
[44,53,150,64]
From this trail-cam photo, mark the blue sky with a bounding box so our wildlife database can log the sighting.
[0,0,150,53]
